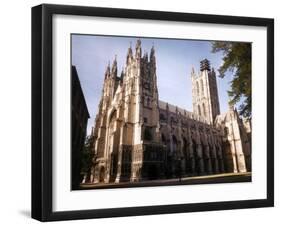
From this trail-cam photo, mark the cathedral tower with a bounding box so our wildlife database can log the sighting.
[191,59,220,124]
[120,40,160,146]
[117,40,162,182]
[92,40,164,184]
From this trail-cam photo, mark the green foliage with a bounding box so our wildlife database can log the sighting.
[212,41,252,119]
[81,135,95,174]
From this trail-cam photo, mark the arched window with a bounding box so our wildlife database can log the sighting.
[109,110,117,131]
[196,81,199,95]
[183,138,188,153]
[192,140,197,157]
[172,135,177,153]
[198,105,201,116]
[192,139,200,174]
[201,79,204,94]
[202,103,206,117]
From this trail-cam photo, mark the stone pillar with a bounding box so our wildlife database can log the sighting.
[115,144,123,183]
[217,146,225,173]
[181,159,186,176]
[105,162,110,183]
[228,153,238,173]
[90,166,95,183]
[190,157,196,176]
[211,146,219,173]
[189,143,196,176]
[130,165,137,182]
[230,141,238,173]
[204,146,212,174]
[212,158,219,174]
[235,140,247,173]
[219,157,225,173]
[93,164,100,183]
[197,144,205,175]
[171,156,176,177]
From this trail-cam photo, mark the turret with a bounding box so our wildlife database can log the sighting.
[191,66,196,78]
[200,58,210,71]
[135,39,142,59]
[111,55,117,78]
[126,43,133,64]
[143,52,148,62]
[104,62,110,79]
[191,59,220,124]
[150,45,156,65]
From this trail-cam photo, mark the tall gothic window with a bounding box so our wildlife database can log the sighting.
[198,105,201,116]
[109,110,117,132]
[192,139,200,174]
[196,81,199,95]
[172,135,177,153]
[202,103,206,117]
[201,79,204,94]
[183,138,187,150]
[183,138,188,158]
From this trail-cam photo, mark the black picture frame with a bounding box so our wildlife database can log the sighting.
[32,3,274,222]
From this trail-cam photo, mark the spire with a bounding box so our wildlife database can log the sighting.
[111,55,117,78]
[104,62,110,79]
[150,44,155,62]
[135,39,142,59]
[191,66,196,77]
[143,52,148,62]
[210,67,216,77]
[136,39,141,49]
[126,42,133,64]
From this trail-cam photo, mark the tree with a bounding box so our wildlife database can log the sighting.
[212,41,252,119]
[80,135,95,178]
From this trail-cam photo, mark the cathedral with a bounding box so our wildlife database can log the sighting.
[90,40,251,184]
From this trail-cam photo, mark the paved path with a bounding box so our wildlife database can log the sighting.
[80,172,251,190]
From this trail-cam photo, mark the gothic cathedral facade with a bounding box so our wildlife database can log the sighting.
[90,40,251,183]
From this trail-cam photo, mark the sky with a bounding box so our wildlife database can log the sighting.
[72,35,234,135]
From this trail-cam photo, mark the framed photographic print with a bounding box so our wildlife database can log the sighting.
[32,4,274,221]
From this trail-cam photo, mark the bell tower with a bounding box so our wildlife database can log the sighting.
[191,59,220,124]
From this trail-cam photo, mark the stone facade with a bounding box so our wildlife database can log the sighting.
[89,40,251,184]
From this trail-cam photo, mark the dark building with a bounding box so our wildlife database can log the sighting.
[72,65,90,190]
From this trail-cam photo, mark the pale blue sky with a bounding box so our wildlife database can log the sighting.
[72,35,234,135]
